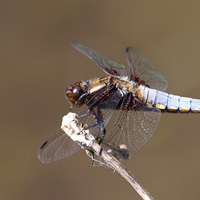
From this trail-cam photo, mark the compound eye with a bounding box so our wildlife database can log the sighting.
[72,87,80,99]
[65,82,82,105]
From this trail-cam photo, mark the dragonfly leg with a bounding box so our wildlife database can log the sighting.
[82,123,97,130]
[78,112,90,119]
[85,149,95,166]
[91,151,96,166]
[96,128,106,144]
[87,107,106,144]
[75,93,89,107]
[96,107,106,144]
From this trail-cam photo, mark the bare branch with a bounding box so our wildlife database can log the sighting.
[61,112,154,200]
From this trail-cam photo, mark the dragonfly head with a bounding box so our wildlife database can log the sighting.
[65,81,88,107]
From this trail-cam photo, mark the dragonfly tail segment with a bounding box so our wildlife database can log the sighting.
[138,85,200,113]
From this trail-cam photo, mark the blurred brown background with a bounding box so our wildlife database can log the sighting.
[1,1,200,199]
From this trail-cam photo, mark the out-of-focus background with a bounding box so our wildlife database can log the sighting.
[1,1,200,199]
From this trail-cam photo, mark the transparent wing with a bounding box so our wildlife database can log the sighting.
[38,86,123,164]
[38,129,81,164]
[126,47,168,91]
[72,41,127,77]
[77,87,123,138]
[102,104,161,159]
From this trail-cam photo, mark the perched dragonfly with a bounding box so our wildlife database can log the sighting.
[38,42,200,164]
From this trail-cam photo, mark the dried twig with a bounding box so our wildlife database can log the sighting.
[61,112,154,200]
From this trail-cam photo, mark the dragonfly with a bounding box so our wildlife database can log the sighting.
[38,42,200,164]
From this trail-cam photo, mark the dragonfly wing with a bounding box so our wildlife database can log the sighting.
[38,129,81,164]
[126,47,168,91]
[102,97,161,158]
[71,41,127,77]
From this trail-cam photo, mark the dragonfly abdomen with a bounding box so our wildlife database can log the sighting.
[139,86,200,113]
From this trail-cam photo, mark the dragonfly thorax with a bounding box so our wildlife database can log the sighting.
[118,77,138,95]
[66,76,141,108]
